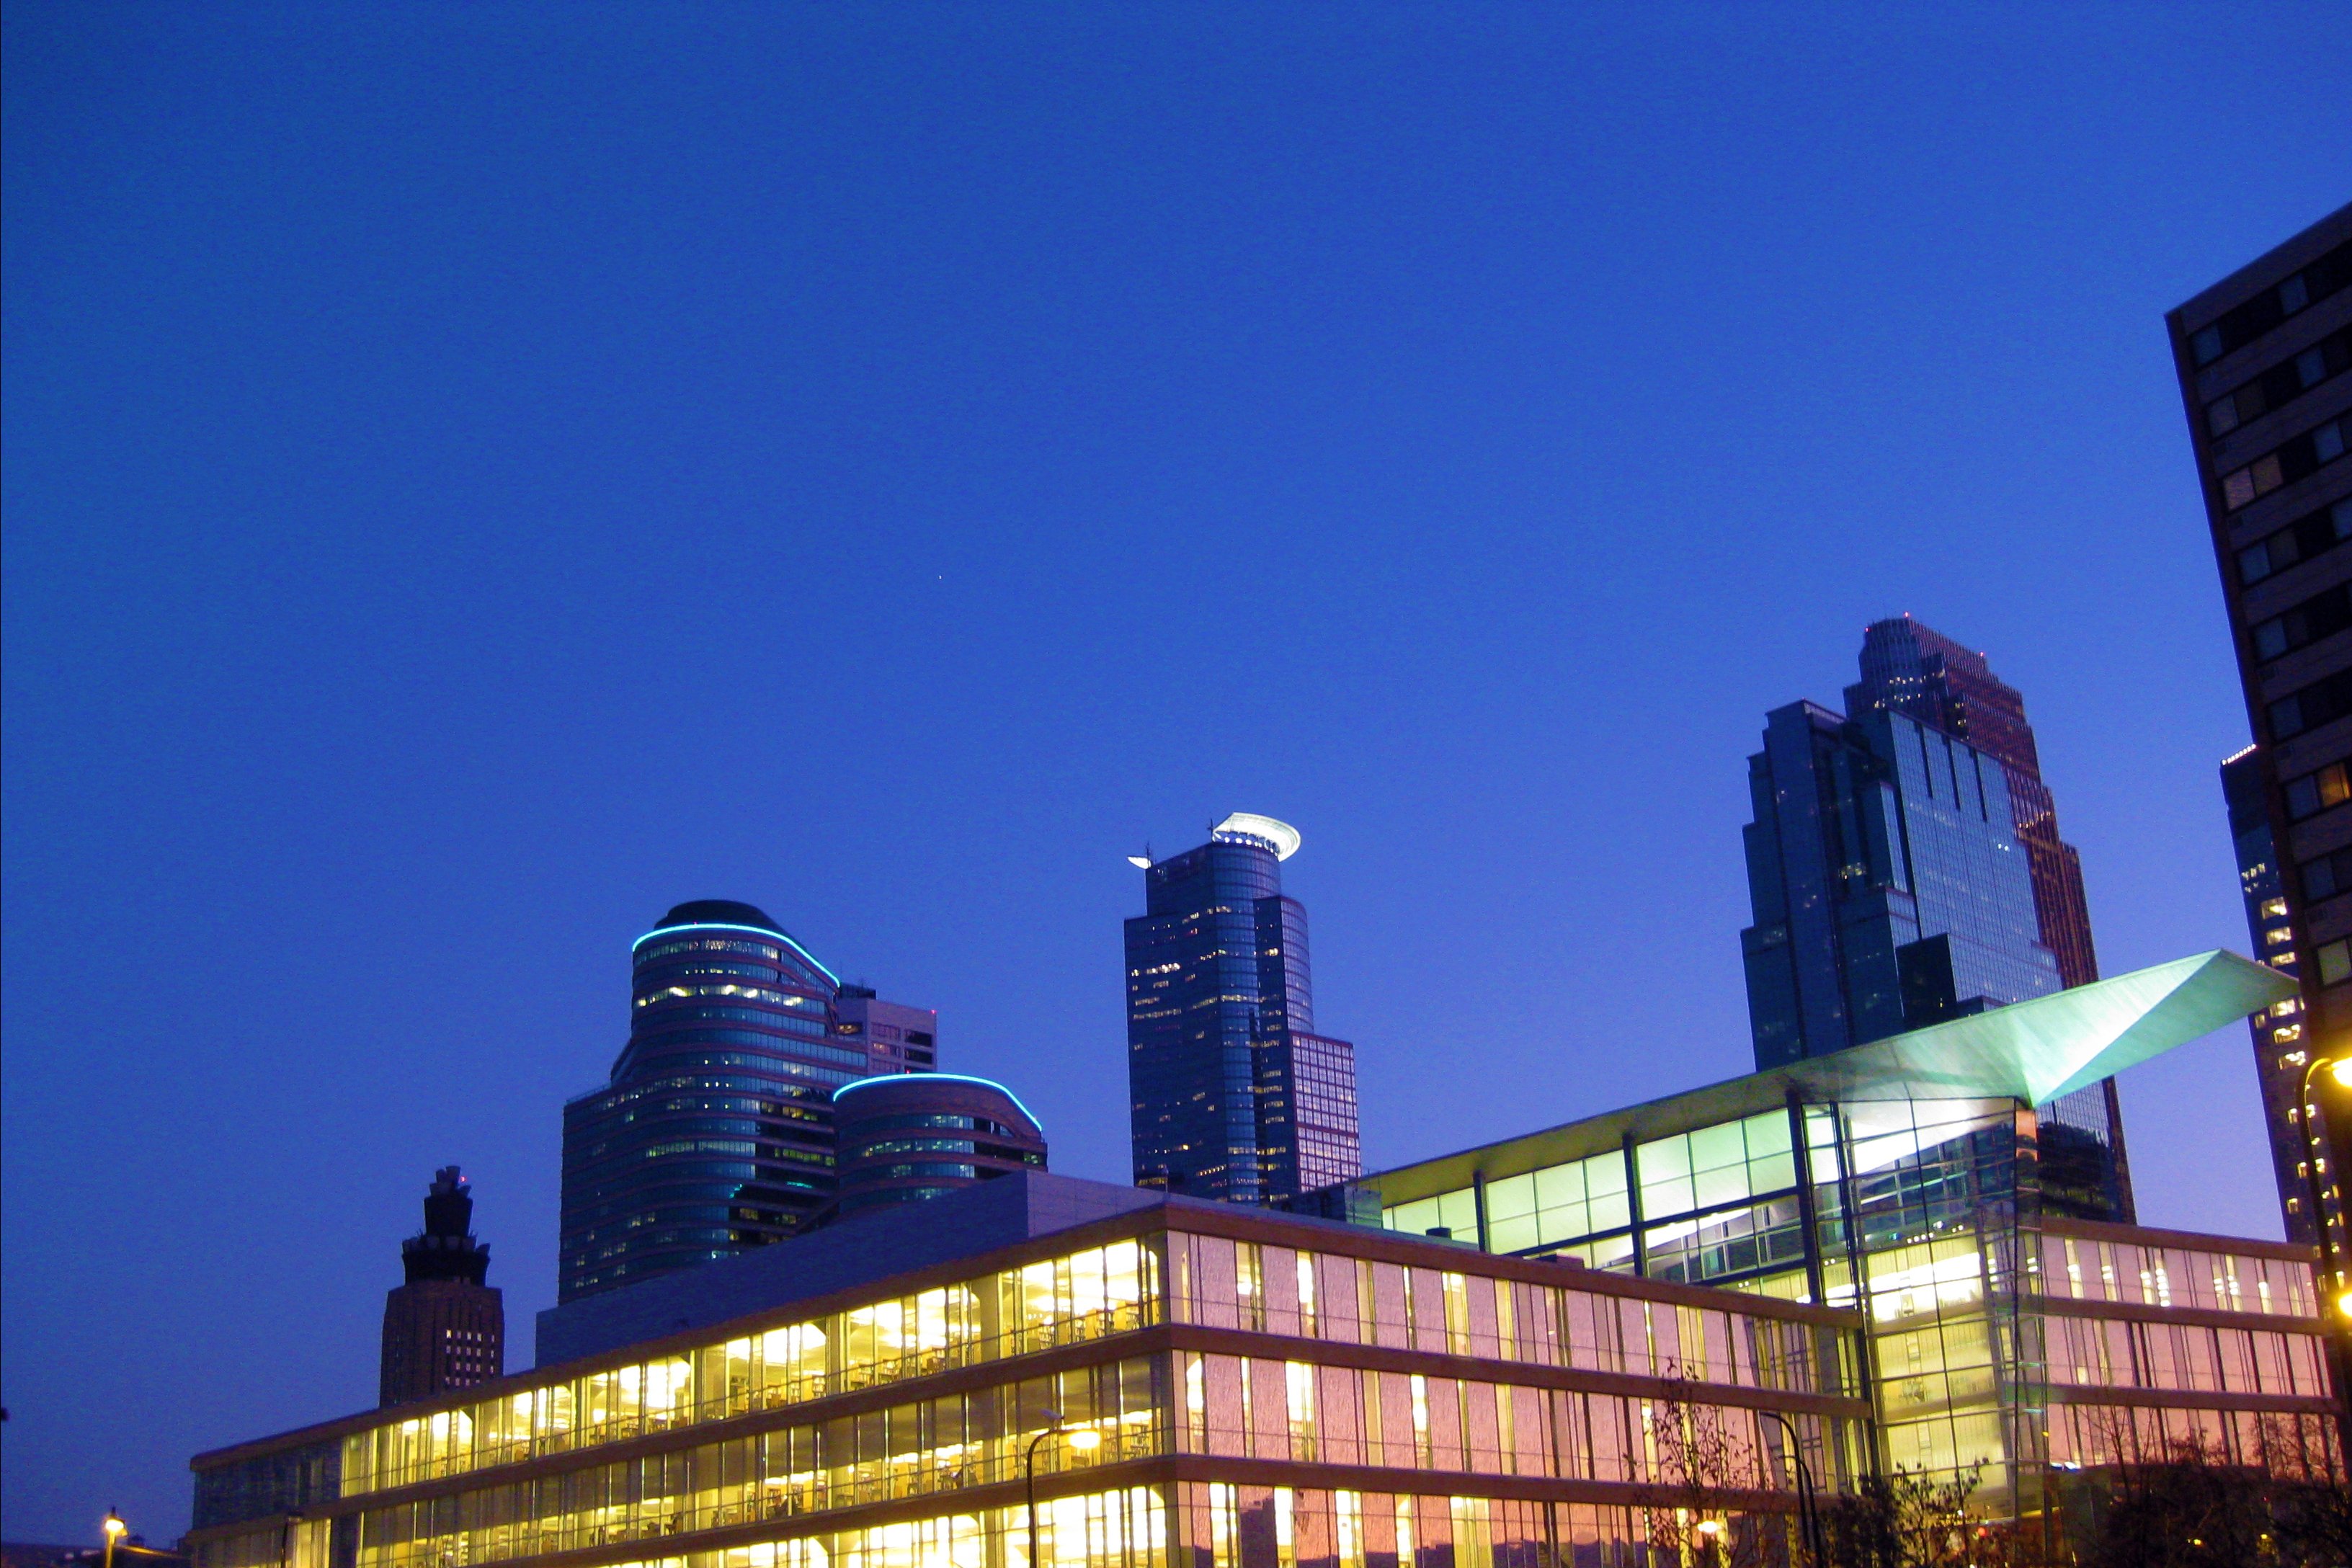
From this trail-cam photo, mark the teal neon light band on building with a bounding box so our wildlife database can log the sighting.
[834,1073,1044,1133]
[631,922,842,989]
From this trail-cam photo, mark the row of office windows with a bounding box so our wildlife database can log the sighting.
[2221,412,2348,512]
[1383,1108,1825,1270]
[2188,237,2352,366]
[2252,576,2352,663]
[2040,1231,2317,1317]
[2044,1313,2328,1399]
[2209,324,2352,436]
[638,986,823,1012]
[2048,1405,2340,1484]
[208,1484,1796,1568]
[343,1240,1158,1494]
[636,938,788,965]
[2264,661,2352,740]
[2235,496,2352,587]
[352,1363,1160,1568]
[1176,1352,1851,1491]
[2284,758,2352,821]
[634,1009,839,1044]
[1167,1231,1845,1397]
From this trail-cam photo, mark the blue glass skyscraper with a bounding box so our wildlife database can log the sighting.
[1744,623,2134,1219]
[558,900,932,1301]
[1742,701,2062,1068]
[1125,814,1360,1203]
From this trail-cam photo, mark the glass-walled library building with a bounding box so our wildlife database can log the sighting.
[1368,951,2341,1517]
[190,1179,1868,1568]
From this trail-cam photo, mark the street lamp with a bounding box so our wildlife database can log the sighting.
[1753,1410,1824,1565]
[102,1511,128,1568]
[1025,1413,1064,1568]
[1023,1414,1102,1568]
[2294,1053,2352,1461]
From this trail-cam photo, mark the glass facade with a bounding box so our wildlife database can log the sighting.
[1126,823,1360,1203]
[1371,1087,2340,1518]
[561,903,914,1302]
[193,1209,1866,1568]
[1847,618,2134,1220]
[1743,703,2063,1074]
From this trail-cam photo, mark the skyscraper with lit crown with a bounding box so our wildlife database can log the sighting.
[1124,813,1360,1204]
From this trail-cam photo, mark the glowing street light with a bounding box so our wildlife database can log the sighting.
[103,1512,128,1568]
[2294,1053,2352,1464]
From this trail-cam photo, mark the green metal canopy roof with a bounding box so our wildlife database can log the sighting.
[1365,950,2293,1207]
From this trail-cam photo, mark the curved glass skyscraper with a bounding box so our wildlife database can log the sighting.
[558,901,906,1302]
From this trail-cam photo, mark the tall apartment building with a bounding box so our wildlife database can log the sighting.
[1843,615,2132,1216]
[1124,814,1360,1204]
[2169,203,2352,1269]
[558,900,934,1301]
[1741,680,2128,1218]
[378,1167,502,1406]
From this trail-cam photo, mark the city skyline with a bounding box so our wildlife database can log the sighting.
[6,3,2348,1547]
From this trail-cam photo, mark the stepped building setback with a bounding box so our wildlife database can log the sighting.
[378,1167,503,1407]
[1125,814,1360,1205]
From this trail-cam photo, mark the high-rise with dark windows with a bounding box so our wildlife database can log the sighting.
[2170,203,2352,1264]
[1843,616,2133,1216]
[1124,813,1360,1204]
[379,1167,502,1406]
[2224,746,2324,1244]
[558,900,934,1302]
[1741,638,2131,1219]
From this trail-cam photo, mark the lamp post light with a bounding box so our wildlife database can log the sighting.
[103,1512,128,1568]
[2294,1053,2352,1461]
[1753,1410,1824,1565]
[1023,1412,1100,1568]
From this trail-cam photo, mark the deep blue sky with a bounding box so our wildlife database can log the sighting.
[4,1,2348,1544]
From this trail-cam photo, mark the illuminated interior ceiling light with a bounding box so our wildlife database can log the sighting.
[1212,812,1303,860]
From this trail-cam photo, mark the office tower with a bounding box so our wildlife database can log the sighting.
[831,1073,1046,1221]
[1125,813,1360,1203]
[2170,204,2352,1269]
[833,986,937,1072]
[1845,616,2134,1217]
[1742,700,2062,1061]
[2224,747,2326,1243]
[558,899,932,1302]
[379,1167,502,1406]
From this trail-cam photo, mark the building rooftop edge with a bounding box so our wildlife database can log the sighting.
[1358,950,2289,1207]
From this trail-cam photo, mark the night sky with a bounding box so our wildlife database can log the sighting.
[4,2,2348,1545]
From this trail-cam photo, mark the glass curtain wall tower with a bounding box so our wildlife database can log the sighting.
[1845,616,2134,1217]
[1125,814,1360,1204]
[1739,691,2129,1220]
[559,901,920,1302]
